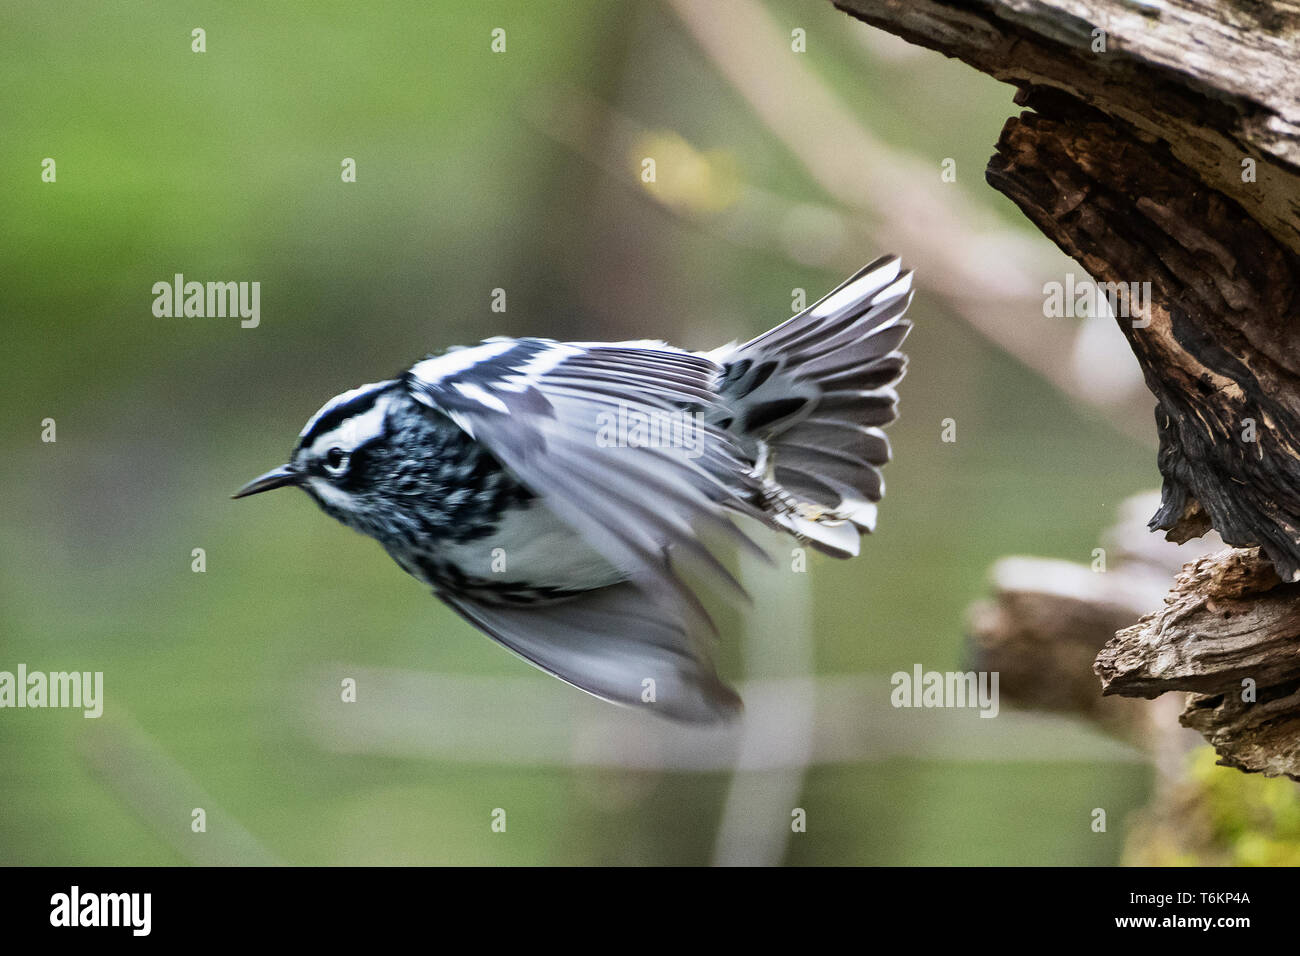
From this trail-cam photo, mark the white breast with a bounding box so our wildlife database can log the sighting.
[438,499,625,592]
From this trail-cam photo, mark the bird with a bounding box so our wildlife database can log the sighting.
[234,256,913,723]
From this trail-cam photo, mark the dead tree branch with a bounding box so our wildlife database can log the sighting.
[832,0,1300,774]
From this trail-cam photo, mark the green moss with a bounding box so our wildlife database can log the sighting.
[1128,748,1300,866]
[1193,748,1300,865]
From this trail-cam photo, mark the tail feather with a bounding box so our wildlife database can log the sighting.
[714,255,912,557]
[787,418,892,464]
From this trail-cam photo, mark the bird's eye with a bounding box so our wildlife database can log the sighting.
[324,446,349,474]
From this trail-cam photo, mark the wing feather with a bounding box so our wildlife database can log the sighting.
[441,583,742,724]
[405,339,772,636]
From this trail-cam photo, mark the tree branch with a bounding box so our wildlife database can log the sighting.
[1095,548,1300,778]
[832,0,1300,774]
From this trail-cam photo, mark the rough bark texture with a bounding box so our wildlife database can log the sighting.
[833,0,1300,250]
[832,0,1300,774]
[833,0,1300,580]
[1095,547,1300,778]
[1096,548,1290,698]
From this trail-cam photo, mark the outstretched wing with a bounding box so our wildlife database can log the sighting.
[403,337,772,721]
[440,582,742,723]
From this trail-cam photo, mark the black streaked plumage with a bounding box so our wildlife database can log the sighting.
[235,256,914,723]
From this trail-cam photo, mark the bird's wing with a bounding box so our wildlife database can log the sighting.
[403,338,774,634]
[439,581,741,723]
[403,337,778,722]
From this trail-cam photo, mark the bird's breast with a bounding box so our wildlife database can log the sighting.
[392,498,625,604]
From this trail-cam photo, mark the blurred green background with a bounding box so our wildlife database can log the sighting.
[1,0,1164,865]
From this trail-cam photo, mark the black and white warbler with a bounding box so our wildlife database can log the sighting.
[235,256,913,722]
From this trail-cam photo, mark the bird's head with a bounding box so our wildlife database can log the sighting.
[235,366,533,564]
[233,380,434,541]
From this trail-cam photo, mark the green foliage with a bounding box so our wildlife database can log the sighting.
[1125,748,1300,866]
[1193,748,1300,865]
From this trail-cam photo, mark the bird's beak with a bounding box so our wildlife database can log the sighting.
[232,465,300,499]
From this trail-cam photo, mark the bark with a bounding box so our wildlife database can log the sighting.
[832,0,1300,774]
[1095,547,1300,778]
